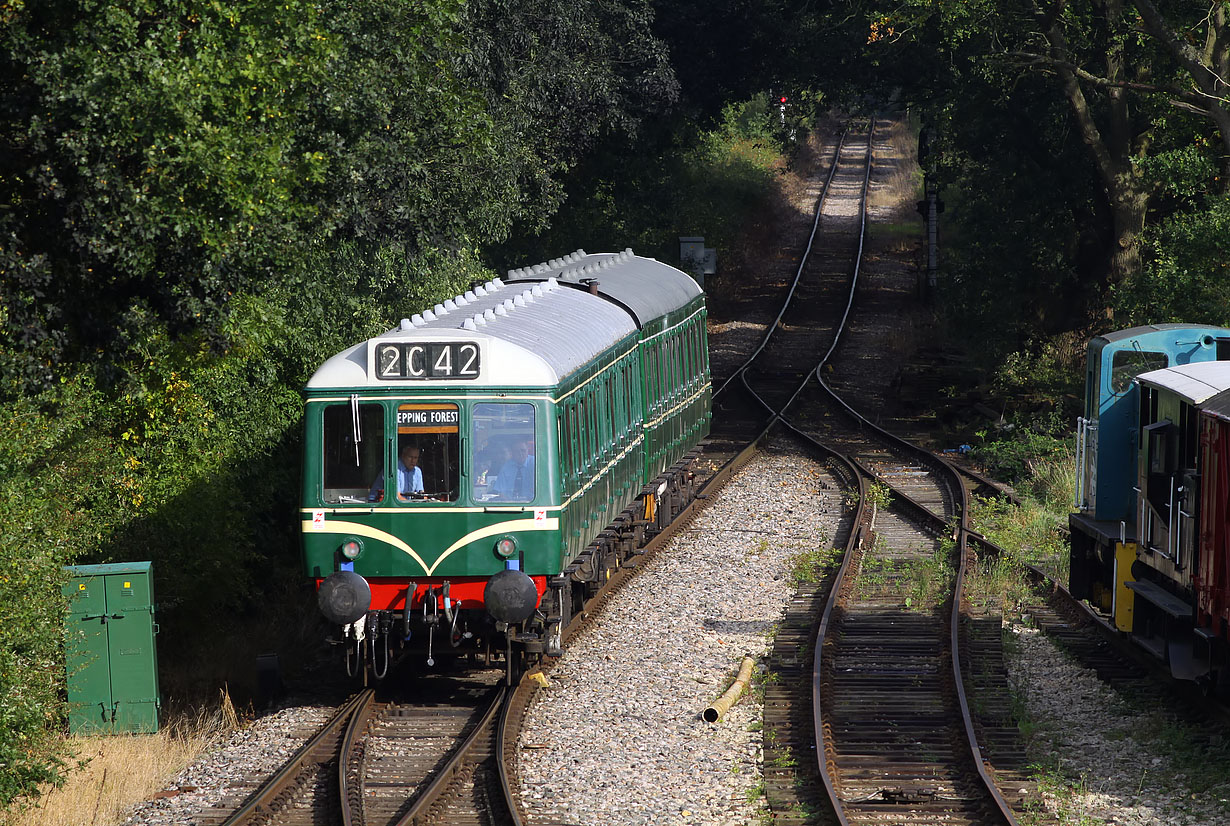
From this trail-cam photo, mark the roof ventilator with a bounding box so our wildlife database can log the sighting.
[422,309,437,322]
[399,318,413,331]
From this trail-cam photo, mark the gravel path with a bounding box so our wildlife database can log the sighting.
[1006,621,1230,826]
[517,439,844,826]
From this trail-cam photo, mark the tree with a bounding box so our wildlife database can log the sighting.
[833,0,1229,321]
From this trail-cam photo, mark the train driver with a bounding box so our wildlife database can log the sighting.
[368,445,425,501]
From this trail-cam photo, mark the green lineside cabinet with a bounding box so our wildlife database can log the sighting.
[63,562,160,734]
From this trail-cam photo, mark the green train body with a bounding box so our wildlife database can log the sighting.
[301,249,710,675]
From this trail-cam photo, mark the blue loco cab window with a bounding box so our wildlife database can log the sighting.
[471,403,536,502]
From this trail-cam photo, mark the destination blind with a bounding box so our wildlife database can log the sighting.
[397,404,460,435]
[374,341,480,380]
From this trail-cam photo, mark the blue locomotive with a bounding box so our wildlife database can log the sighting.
[1070,324,1230,684]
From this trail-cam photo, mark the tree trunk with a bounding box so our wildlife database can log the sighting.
[1044,0,1149,304]
[1108,186,1149,290]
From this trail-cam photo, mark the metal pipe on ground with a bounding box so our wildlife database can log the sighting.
[703,656,755,723]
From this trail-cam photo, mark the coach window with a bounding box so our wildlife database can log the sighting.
[322,402,385,504]
[571,403,580,478]
[472,402,536,502]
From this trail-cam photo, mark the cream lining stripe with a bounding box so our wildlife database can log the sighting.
[643,383,710,430]
[302,506,561,515]
[640,305,706,345]
[301,518,560,575]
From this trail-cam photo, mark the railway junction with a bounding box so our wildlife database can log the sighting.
[115,116,1230,826]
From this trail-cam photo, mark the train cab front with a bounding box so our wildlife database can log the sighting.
[304,393,554,681]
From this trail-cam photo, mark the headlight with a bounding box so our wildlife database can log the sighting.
[341,538,363,560]
[494,535,518,558]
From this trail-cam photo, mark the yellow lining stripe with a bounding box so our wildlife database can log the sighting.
[302,517,560,575]
[640,306,706,344]
[307,394,555,404]
[643,383,710,430]
[554,341,639,404]
[561,434,645,508]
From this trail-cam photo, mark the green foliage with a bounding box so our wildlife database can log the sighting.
[503,94,795,266]
[0,0,677,393]
[970,417,1072,487]
[1112,192,1230,326]
[865,480,892,511]
[0,240,491,803]
[965,447,1074,610]
[786,539,837,587]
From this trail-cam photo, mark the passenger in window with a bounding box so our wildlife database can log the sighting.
[368,445,425,501]
[492,440,534,500]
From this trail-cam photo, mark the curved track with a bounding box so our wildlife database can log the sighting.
[704,116,1026,825]
[208,671,515,826]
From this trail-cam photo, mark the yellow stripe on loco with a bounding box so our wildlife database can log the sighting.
[432,518,560,573]
[302,518,560,575]
[300,520,431,572]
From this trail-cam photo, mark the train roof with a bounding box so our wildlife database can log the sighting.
[506,248,702,328]
[1136,361,1230,405]
[1204,390,1230,424]
[306,250,702,392]
[1093,323,1230,345]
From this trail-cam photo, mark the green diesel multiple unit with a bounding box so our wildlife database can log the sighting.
[302,249,710,677]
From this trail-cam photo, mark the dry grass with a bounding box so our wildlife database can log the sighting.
[867,117,921,213]
[3,691,240,826]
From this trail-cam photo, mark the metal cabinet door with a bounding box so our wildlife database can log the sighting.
[65,576,113,732]
[103,573,159,733]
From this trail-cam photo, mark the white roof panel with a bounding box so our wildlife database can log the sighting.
[1136,361,1230,404]
[307,275,637,391]
[506,249,703,327]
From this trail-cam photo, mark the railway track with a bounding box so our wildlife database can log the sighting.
[200,669,515,826]
[700,114,1030,824]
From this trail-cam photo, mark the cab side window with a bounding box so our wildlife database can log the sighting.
[322,403,385,504]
